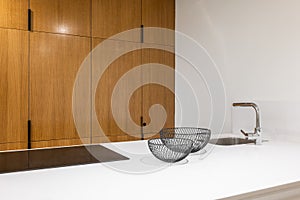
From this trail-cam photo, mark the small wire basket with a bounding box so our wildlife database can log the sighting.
[160,127,211,153]
[148,138,193,163]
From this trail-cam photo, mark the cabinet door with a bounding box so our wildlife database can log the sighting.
[0,0,28,30]
[92,39,142,143]
[142,0,175,46]
[141,48,175,139]
[30,0,90,36]
[92,0,141,42]
[0,29,28,151]
[30,32,91,148]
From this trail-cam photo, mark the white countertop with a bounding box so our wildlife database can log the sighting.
[1,134,300,200]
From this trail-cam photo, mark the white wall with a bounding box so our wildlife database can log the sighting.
[176,0,300,137]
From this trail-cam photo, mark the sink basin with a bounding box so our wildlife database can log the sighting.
[209,137,255,145]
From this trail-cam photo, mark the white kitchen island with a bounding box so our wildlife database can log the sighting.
[1,135,300,200]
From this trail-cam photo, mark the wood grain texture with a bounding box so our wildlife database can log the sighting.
[92,135,141,144]
[142,0,175,29]
[0,142,27,151]
[92,41,175,142]
[221,181,300,200]
[142,0,175,46]
[144,132,160,139]
[141,48,175,137]
[30,32,91,145]
[31,138,90,149]
[0,29,28,151]
[0,0,28,30]
[92,0,141,41]
[31,0,91,36]
[92,39,142,140]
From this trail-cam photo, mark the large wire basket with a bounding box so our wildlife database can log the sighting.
[160,127,211,153]
[148,138,193,163]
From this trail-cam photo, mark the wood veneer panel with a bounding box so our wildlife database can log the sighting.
[0,142,27,151]
[92,0,141,41]
[0,29,28,151]
[31,138,90,149]
[0,0,28,30]
[30,32,90,146]
[142,0,175,46]
[92,39,142,141]
[92,135,141,144]
[143,133,160,140]
[31,0,91,36]
[221,181,300,200]
[141,48,175,135]
[142,0,175,30]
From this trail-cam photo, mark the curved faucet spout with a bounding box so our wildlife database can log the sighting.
[232,102,262,145]
[232,102,261,130]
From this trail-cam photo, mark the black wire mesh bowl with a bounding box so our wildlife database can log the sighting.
[148,138,193,163]
[160,127,211,153]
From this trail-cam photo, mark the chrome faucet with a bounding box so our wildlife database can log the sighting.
[232,102,262,145]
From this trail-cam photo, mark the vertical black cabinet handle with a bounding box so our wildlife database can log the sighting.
[140,116,145,140]
[28,120,31,149]
[140,116,143,127]
[140,116,146,127]
[28,9,32,31]
[141,24,144,43]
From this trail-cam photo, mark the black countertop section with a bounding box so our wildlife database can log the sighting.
[0,145,129,174]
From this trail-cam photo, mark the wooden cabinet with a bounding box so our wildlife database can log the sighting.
[92,39,143,142]
[142,0,175,46]
[142,0,175,30]
[91,0,175,44]
[0,0,28,30]
[30,0,91,36]
[0,29,28,151]
[89,0,175,143]
[140,0,175,138]
[92,0,141,41]
[92,44,175,142]
[141,48,175,139]
[0,0,175,149]
[30,32,91,148]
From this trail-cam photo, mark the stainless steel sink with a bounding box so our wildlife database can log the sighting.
[209,137,255,145]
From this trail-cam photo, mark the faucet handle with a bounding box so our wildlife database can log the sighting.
[240,129,249,137]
